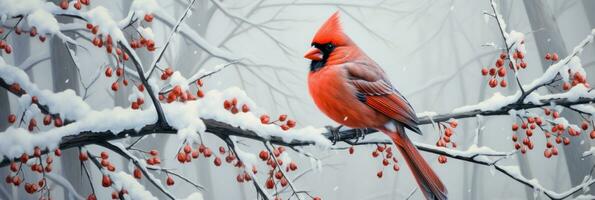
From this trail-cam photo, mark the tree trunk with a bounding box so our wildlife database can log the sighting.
[0,78,11,200]
[524,0,595,195]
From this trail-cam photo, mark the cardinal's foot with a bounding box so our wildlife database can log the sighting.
[325,125,343,145]
[353,128,368,143]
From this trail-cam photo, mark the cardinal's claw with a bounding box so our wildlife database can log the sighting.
[325,125,343,145]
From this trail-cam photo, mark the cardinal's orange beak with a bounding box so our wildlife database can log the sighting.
[304,47,322,61]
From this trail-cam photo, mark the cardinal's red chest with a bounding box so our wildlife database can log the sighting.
[308,66,390,129]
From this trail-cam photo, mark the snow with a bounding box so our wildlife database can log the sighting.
[0,0,74,42]
[111,171,158,200]
[0,56,331,160]
[453,92,520,113]
[182,192,204,200]
[582,147,595,157]
[127,0,160,20]
[140,27,155,40]
[450,29,595,115]
[416,111,437,118]
[84,6,126,46]
[525,30,595,90]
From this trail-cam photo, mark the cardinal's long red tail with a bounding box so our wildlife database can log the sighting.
[383,128,448,200]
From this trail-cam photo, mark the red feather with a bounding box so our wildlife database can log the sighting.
[312,11,349,46]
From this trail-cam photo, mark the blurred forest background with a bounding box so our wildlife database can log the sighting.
[1,0,595,199]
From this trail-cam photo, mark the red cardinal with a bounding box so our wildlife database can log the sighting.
[305,12,447,200]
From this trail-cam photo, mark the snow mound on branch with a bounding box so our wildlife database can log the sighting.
[0,0,75,43]
[197,87,331,147]
[83,6,126,46]
[0,60,330,160]
[112,171,158,200]
[525,31,595,90]
[453,92,520,113]
[129,0,159,18]
[0,60,157,158]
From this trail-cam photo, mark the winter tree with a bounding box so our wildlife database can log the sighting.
[0,0,595,199]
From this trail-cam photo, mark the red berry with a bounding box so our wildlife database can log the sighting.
[144,14,154,22]
[183,144,192,154]
[214,157,222,166]
[12,176,21,186]
[54,149,62,156]
[480,68,488,76]
[259,150,269,161]
[9,162,17,172]
[100,151,109,159]
[280,124,289,130]
[348,146,354,154]
[265,178,274,189]
[545,53,551,60]
[286,120,296,128]
[74,1,81,10]
[102,175,112,187]
[111,82,119,91]
[498,67,506,77]
[131,168,142,179]
[60,0,68,10]
[4,45,11,54]
[223,100,232,110]
[203,148,212,157]
[488,78,497,88]
[544,149,552,158]
[54,117,63,127]
[236,174,245,183]
[7,114,16,124]
[289,162,298,171]
[376,171,383,178]
[241,104,250,113]
[166,176,174,186]
[438,155,447,164]
[495,58,504,67]
[34,146,41,157]
[551,53,559,61]
[552,147,559,155]
[43,115,51,125]
[260,115,270,124]
[582,121,589,130]
[196,90,204,98]
[512,123,519,131]
[278,114,288,122]
[177,152,187,163]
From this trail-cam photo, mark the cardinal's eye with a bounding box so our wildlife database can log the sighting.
[326,43,334,49]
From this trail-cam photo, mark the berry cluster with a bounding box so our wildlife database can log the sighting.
[481,50,525,88]
[369,144,400,178]
[7,94,64,132]
[510,108,591,158]
[59,0,91,10]
[435,120,458,164]
[223,98,250,114]
[260,114,296,131]
[5,147,62,199]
